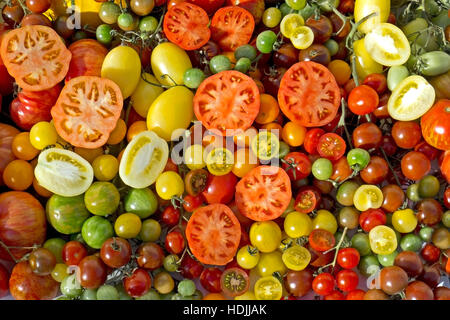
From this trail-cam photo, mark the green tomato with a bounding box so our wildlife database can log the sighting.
[418,175,440,198]
[406,183,422,202]
[324,39,339,56]
[419,226,434,242]
[317,0,340,12]
[279,3,293,17]
[377,251,398,267]
[124,188,158,219]
[116,284,133,300]
[298,2,315,20]
[358,254,380,277]
[400,234,423,252]
[178,279,196,297]
[431,10,450,30]
[81,216,114,249]
[84,182,120,216]
[163,254,179,272]
[209,55,231,74]
[171,293,185,300]
[256,30,277,54]
[46,194,90,235]
[347,148,370,170]
[263,7,282,28]
[73,31,88,41]
[60,274,82,298]
[117,13,134,29]
[99,2,121,24]
[312,158,333,180]
[183,68,205,89]
[139,218,161,242]
[336,180,360,206]
[351,232,372,256]
[139,16,158,33]
[96,24,113,45]
[285,0,307,10]
[235,44,258,61]
[81,289,97,300]
[43,238,66,264]
[97,284,119,300]
[387,65,409,91]
[417,51,450,77]
[136,289,161,300]
[160,292,176,300]
[234,57,252,73]
[424,0,443,17]
[443,211,450,228]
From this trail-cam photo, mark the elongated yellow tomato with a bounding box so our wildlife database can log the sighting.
[146,86,194,141]
[354,0,390,35]
[353,39,383,81]
[151,42,192,86]
[131,73,164,118]
[119,131,169,188]
[101,46,141,99]
[34,148,93,197]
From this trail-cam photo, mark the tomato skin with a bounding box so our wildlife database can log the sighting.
[309,229,336,252]
[346,289,366,300]
[187,0,224,14]
[354,0,390,35]
[180,254,204,279]
[226,0,264,24]
[202,172,237,204]
[123,268,152,298]
[101,237,132,269]
[0,263,9,298]
[282,152,312,181]
[441,151,450,183]
[336,269,359,292]
[348,85,379,115]
[9,261,58,300]
[363,73,387,94]
[312,272,335,296]
[421,99,450,151]
[165,230,185,255]
[359,209,386,232]
[421,243,441,263]
[304,128,325,155]
[337,248,360,269]
[0,123,19,186]
[200,267,223,293]
[317,133,347,161]
[78,255,107,289]
[62,241,88,266]
[66,39,108,82]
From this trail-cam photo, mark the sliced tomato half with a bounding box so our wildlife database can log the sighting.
[278,61,341,127]
[163,2,211,51]
[0,25,72,91]
[210,6,255,51]
[194,70,260,136]
[235,165,292,221]
[51,76,123,149]
[186,203,241,266]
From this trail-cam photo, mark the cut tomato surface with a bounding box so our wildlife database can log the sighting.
[186,203,241,266]
[51,76,123,149]
[163,2,211,51]
[194,70,260,136]
[278,61,341,127]
[235,165,292,221]
[210,6,255,51]
[0,25,71,91]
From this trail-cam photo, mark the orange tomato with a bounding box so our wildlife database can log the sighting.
[232,148,259,178]
[328,59,351,86]
[127,121,147,142]
[33,177,53,198]
[233,127,257,148]
[107,119,127,145]
[282,121,307,147]
[255,94,280,124]
[74,146,103,163]
[3,160,33,191]
[11,132,39,161]
[261,122,282,138]
[203,293,227,300]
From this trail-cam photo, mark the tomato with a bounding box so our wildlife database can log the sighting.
[35,148,94,197]
[354,0,390,35]
[186,204,241,265]
[284,211,313,238]
[312,272,334,296]
[353,185,383,212]
[123,268,152,298]
[0,192,46,261]
[210,6,255,52]
[348,85,379,115]
[420,99,450,151]
[136,242,164,270]
[46,194,90,235]
[278,61,340,127]
[336,269,359,292]
[62,241,88,266]
[317,133,346,161]
[441,151,450,183]
[66,39,107,82]
[304,128,325,155]
[309,229,335,252]
[352,39,383,81]
[282,152,312,181]
[250,221,282,253]
[0,263,9,298]
[254,276,283,300]
[130,73,163,118]
[294,189,318,214]
[194,70,260,136]
[226,0,264,24]
[236,245,260,269]
[257,250,286,277]
[180,254,204,279]
[369,225,397,255]
[337,248,360,269]
[312,209,338,234]
[202,171,237,204]
[282,245,311,271]
[401,151,431,181]
[232,148,258,178]
[187,0,224,14]
[163,2,210,50]
[9,261,58,300]
[220,267,250,297]
[251,131,280,161]
[235,165,291,221]
[0,25,71,91]
[114,213,142,239]
[388,75,435,121]
[151,42,192,86]
[200,267,223,293]
[205,147,234,176]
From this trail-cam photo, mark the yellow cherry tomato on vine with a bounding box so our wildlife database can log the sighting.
[29,121,58,150]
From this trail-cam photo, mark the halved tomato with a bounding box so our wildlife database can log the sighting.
[308,229,336,252]
[294,189,317,213]
[51,76,123,148]
[220,267,249,297]
[0,25,71,91]
[186,203,241,265]
[278,61,341,127]
[163,2,211,51]
[34,148,94,197]
[317,132,347,161]
[210,6,255,51]
[193,70,260,136]
[420,99,450,151]
[119,131,169,189]
[235,165,292,221]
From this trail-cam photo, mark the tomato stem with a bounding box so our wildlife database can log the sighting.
[379,146,402,187]
[337,98,354,149]
[331,7,348,37]
[317,226,348,273]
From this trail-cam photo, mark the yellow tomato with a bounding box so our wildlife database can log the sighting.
[101,45,141,99]
[184,144,206,170]
[369,225,398,255]
[353,184,384,212]
[151,42,192,86]
[392,209,418,233]
[312,209,338,234]
[235,291,256,300]
[92,154,119,181]
[232,148,258,178]
[282,245,311,271]
[254,276,283,300]
[354,0,390,35]
[353,39,383,81]
[131,73,164,118]
[114,213,142,239]
[257,251,287,277]
[146,86,194,141]
[281,121,307,147]
[237,245,260,269]
[250,221,282,253]
[284,211,313,238]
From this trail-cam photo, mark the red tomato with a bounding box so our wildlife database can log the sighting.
[362,73,387,94]
[441,151,450,183]
[317,133,346,161]
[278,61,341,127]
[392,121,422,149]
[200,267,223,293]
[235,165,292,221]
[66,39,108,82]
[0,56,14,96]
[202,171,237,204]
[180,254,204,279]
[9,261,58,300]
[136,242,164,270]
[161,206,181,226]
[163,2,210,50]
[210,6,255,51]
[309,229,336,252]
[337,248,360,269]
[123,268,152,298]
[165,230,185,255]
[0,25,71,91]
[0,192,46,261]
[194,70,260,136]
[336,269,359,292]
[421,99,450,151]
[348,85,379,115]
[78,255,107,290]
[312,272,335,296]
[186,204,241,265]
[182,194,204,212]
[100,237,132,268]
[220,267,249,297]
[359,208,386,232]
[51,76,123,148]
[0,263,9,298]
[0,123,19,186]
[414,141,440,161]
[295,189,318,214]
[346,289,366,300]
[226,0,264,24]
[304,128,325,155]
[187,0,224,14]
[62,241,88,266]
[282,152,312,181]
[324,290,346,300]
[421,243,441,263]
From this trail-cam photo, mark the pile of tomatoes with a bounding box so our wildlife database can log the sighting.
[0,0,449,301]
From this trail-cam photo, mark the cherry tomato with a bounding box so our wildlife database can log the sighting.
[161,206,181,227]
[348,85,379,115]
[304,128,325,155]
[180,255,204,279]
[200,267,222,293]
[123,268,152,298]
[282,152,312,181]
[165,230,185,255]
[362,73,387,94]
[401,151,431,181]
[336,269,359,292]
[392,121,422,149]
[62,241,87,266]
[337,248,360,270]
[317,133,346,161]
[202,172,237,204]
[100,237,132,269]
[312,272,335,296]
[78,255,107,289]
[359,209,387,232]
